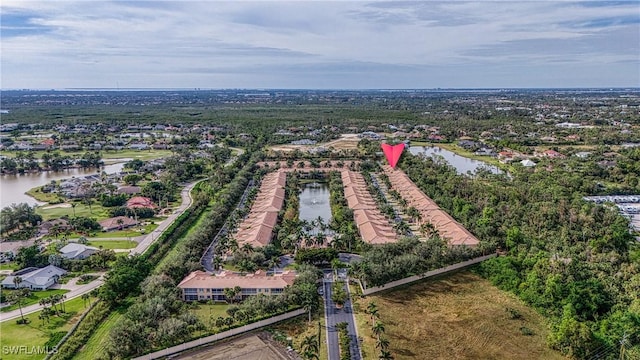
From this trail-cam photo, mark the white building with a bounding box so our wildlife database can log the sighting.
[1,265,67,290]
[59,243,98,260]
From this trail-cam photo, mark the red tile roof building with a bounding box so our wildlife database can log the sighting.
[126,196,156,209]
[233,170,287,248]
[178,270,297,302]
[341,170,397,244]
[382,165,479,247]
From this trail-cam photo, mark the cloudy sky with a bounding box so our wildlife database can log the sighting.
[1,1,638,89]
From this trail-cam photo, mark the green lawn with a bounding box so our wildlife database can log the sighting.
[1,289,70,313]
[0,262,18,271]
[0,296,96,360]
[87,240,137,249]
[36,202,112,221]
[72,306,125,360]
[26,187,65,204]
[190,303,231,330]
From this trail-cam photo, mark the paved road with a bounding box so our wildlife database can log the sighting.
[323,270,362,360]
[0,275,104,322]
[131,179,201,255]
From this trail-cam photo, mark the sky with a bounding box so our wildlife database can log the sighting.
[1,1,639,89]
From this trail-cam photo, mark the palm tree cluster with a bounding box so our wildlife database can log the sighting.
[366,302,393,359]
[0,203,42,238]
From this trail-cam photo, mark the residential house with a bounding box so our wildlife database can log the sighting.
[38,219,71,237]
[1,265,66,290]
[520,159,536,167]
[117,186,141,195]
[59,243,98,260]
[129,143,149,150]
[126,196,156,209]
[178,270,297,302]
[98,216,139,231]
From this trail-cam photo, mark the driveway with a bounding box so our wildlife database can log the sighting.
[323,270,362,360]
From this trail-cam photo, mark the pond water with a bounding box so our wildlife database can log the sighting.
[408,146,503,175]
[299,182,332,230]
[0,162,126,208]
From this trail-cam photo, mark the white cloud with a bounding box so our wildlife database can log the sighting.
[1,1,638,88]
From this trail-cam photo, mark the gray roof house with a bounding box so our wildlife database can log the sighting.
[59,243,99,260]
[1,265,67,290]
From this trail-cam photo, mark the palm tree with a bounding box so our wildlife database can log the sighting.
[81,293,90,308]
[372,321,386,340]
[268,256,281,274]
[378,349,394,360]
[224,288,235,304]
[301,334,319,360]
[367,303,379,326]
[376,336,390,350]
[12,276,25,323]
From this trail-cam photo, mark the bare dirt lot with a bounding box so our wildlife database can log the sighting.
[173,333,296,360]
[268,134,360,152]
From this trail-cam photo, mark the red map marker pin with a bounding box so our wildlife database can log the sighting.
[381,143,405,168]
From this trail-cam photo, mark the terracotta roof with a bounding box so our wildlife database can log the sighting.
[98,216,139,231]
[233,170,287,248]
[126,196,156,209]
[178,270,297,290]
[382,165,479,247]
[342,169,397,244]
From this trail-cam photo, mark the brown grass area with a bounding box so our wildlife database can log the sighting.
[352,271,566,360]
[173,333,287,360]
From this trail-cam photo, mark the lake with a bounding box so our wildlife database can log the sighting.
[0,162,126,208]
[408,146,503,175]
[299,181,332,231]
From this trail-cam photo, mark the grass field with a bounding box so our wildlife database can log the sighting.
[87,240,137,249]
[36,202,111,221]
[350,271,565,360]
[72,306,125,360]
[191,303,230,329]
[0,262,18,271]
[1,289,70,313]
[0,295,96,360]
[0,149,173,161]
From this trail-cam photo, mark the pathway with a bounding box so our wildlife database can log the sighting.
[323,269,362,360]
[131,179,201,255]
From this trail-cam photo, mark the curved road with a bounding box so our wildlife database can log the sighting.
[0,179,203,322]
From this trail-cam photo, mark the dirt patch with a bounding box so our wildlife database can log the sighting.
[174,332,299,360]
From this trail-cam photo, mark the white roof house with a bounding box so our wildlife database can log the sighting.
[59,243,99,260]
[520,159,537,167]
[1,265,67,290]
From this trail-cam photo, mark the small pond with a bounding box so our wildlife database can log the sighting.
[408,146,503,175]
